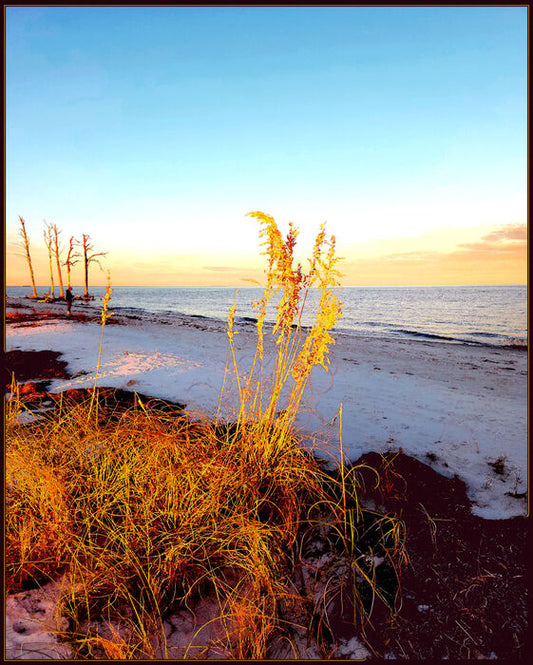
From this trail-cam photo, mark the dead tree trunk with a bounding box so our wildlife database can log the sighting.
[18,216,38,298]
[84,256,89,297]
[64,236,80,290]
[44,223,55,298]
[81,234,107,298]
[51,223,64,298]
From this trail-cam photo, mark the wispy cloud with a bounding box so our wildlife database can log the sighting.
[341,223,527,285]
[457,223,527,253]
[479,224,527,242]
[381,224,527,262]
[385,250,441,262]
[202,266,240,272]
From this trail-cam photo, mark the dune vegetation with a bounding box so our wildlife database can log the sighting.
[5,212,406,659]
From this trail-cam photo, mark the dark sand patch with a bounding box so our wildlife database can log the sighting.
[4,349,71,384]
[347,452,528,659]
[5,297,123,327]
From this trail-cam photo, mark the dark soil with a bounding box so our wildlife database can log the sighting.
[3,349,71,384]
[52,385,187,419]
[345,451,529,660]
[4,349,186,416]
[5,300,122,326]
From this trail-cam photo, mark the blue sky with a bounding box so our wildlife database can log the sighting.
[6,6,527,286]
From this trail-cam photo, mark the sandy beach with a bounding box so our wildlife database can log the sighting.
[4,295,529,660]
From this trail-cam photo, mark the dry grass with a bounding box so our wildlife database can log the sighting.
[5,212,406,659]
[6,392,327,657]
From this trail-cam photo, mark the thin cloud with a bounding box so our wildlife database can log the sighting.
[456,242,524,254]
[458,223,527,253]
[203,266,240,272]
[385,250,441,262]
[480,224,527,243]
[341,223,526,285]
[381,224,527,262]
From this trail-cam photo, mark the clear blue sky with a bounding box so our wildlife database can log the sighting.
[6,6,527,286]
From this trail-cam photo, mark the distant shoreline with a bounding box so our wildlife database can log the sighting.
[6,289,527,352]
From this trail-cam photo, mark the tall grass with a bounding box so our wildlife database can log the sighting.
[224,212,342,429]
[5,212,406,659]
[87,272,113,421]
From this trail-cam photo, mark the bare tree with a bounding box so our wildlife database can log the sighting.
[81,234,107,298]
[17,216,38,298]
[64,236,81,290]
[43,223,55,299]
[50,223,65,298]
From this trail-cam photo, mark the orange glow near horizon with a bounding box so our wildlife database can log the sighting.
[5,223,527,288]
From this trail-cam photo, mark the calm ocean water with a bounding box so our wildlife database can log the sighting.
[6,285,527,349]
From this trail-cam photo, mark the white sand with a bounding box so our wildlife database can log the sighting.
[6,296,527,522]
[5,581,71,660]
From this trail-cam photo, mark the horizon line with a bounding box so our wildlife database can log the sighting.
[6,283,527,289]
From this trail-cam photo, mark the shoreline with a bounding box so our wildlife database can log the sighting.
[6,290,527,350]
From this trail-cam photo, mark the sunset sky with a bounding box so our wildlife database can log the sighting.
[5,6,527,287]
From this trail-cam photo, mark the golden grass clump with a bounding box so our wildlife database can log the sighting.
[6,390,327,658]
[227,211,343,429]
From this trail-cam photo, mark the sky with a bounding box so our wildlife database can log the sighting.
[5,6,527,287]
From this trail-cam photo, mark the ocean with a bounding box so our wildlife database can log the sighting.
[6,284,527,349]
